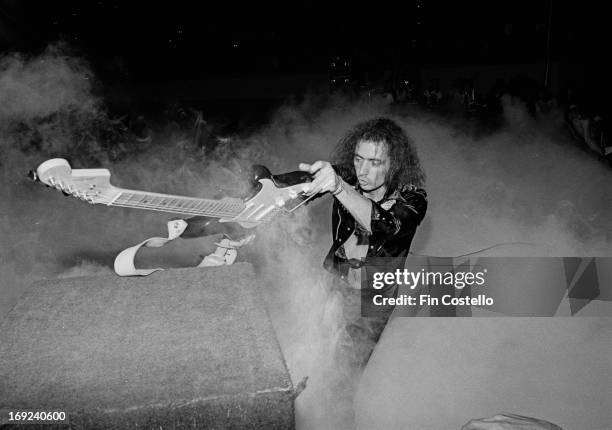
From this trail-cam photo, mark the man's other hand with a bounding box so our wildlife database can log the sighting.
[299,161,341,196]
[461,413,563,430]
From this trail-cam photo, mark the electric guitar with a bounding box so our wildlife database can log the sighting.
[31,158,315,228]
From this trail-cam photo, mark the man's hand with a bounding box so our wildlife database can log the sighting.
[300,160,373,232]
[461,413,563,430]
[299,161,341,196]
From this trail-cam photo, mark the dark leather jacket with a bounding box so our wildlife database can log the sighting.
[323,165,427,281]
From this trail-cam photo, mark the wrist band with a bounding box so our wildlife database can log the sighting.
[332,181,344,196]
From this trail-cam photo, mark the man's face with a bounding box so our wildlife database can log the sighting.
[353,139,390,192]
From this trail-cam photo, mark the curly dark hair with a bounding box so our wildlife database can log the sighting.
[332,117,425,191]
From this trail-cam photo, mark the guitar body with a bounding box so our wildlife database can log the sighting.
[33,159,314,231]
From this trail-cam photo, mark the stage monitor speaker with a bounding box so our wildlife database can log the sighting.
[0,263,295,429]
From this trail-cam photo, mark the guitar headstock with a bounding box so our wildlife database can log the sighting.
[35,158,119,205]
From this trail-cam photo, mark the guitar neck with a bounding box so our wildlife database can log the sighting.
[107,189,245,219]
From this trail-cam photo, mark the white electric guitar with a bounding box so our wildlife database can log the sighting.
[32,158,315,228]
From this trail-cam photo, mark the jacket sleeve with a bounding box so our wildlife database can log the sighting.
[370,188,427,239]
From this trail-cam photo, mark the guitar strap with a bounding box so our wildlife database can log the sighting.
[114,219,255,276]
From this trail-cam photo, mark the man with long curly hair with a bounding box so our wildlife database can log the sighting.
[300,119,565,430]
[300,117,427,372]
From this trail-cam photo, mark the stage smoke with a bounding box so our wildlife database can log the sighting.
[1,46,610,430]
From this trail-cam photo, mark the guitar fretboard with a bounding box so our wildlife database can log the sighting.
[110,190,245,218]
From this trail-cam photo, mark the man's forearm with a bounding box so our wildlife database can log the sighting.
[334,178,372,233]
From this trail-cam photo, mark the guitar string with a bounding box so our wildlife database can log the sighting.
[108,202,281,223]
[108,201,239,218]
[110,200,237,215]
[89,184,293,221]
[117,193,244,212]
[112,193,244,216]
[108,195,278,219]
[114,192,280,218]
